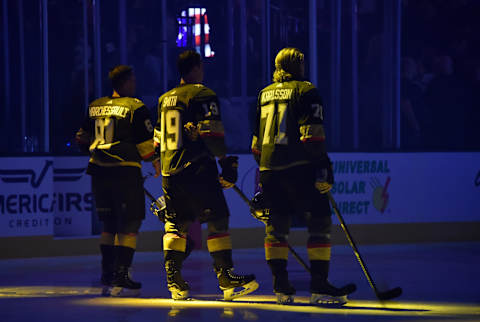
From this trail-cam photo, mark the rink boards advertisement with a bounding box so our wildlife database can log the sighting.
[0,158,54,237]
[326,152,480,225]
[52,157,93,237]
[226,152,480,228]
[0,153,479,236]
[0,157,93,237]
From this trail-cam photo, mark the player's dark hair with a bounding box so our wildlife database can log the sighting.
[177,50,201,78]
[109,65,134,91]
[273,48,304,82]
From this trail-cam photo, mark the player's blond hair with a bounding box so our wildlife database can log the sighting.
[273,47,304,83]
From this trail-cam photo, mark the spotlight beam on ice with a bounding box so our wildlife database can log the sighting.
[73,295,480,318]
[2,286,479,318]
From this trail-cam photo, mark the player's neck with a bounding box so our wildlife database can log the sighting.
[180,76,201,85]
[112,90,121,98]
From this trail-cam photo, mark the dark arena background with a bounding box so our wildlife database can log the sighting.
[0,0,479,321]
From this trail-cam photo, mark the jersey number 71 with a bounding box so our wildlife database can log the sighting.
[261,102,288,145]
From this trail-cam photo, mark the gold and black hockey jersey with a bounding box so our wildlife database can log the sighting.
[252,80,329,171]
[154,83,226,176]
[76,96,156,171]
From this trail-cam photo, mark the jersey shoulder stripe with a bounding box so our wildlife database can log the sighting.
[90,96,144,106]
[298,81,317,95]
[129,98,146,111]
[196,85,216,98]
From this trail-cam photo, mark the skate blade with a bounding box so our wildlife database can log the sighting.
[222,280,259,301]
[169,288,190,300]
[110,286,141,297]
[275,293,295,305]
[101,285,112,296]
[310,293,348,305]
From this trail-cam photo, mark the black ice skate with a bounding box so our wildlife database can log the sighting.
[273,274,296,305]
[110,266,141,297]
[310,278,356,305]
[100,271,114,296]
[166,262,190,300]
[216,268,258,301]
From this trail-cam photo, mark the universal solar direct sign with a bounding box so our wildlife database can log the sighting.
[0,157,94,237]
[223,153,480,228]
[330,152,480,224]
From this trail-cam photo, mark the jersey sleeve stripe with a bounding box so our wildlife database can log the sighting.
[300,124,326,142]
[141,151,154,160]
[198,120,225,137]
[199,132,225,138]
[301,137,326,142]
[136,138,155,160]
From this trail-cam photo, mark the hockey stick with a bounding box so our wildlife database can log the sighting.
[143,174,166,217]
[144,187,162,209]
[143,187,168,223]
[232,185,311,273]
[327,191,402,301]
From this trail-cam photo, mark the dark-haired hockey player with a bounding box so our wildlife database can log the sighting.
[251,48,356,305]
[154,50,258,301]
[76,65,160,296]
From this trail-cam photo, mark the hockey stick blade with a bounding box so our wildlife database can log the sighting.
[378,287,402,301]
[327,191,402,301]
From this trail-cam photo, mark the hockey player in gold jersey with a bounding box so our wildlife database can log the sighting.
[76,65,160,297]
[252,48,356,305]
[154,50,258,301]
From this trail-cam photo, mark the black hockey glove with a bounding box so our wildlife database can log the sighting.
[315,158,334,194]
[218,156,238,188]
[250,191,270,223]
[150,195,167,223]
[75,128,91,155]
[150,195,180,224]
